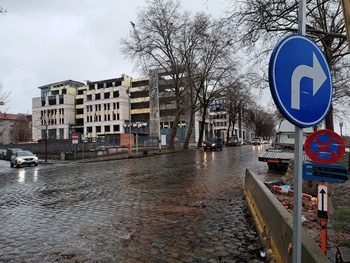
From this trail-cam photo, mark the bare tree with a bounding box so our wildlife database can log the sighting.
[245,105,276,139]
[12,114,32,143]
[230,0,350,130]
[223,80,253,145]
[0,80,10,112]
[121,0,195,150]
[122,0,237,150]
[182,15,238,149]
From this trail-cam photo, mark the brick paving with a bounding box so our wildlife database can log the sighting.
[0,147,269,262]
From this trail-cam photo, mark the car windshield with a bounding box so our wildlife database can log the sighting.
[17,151,34,157]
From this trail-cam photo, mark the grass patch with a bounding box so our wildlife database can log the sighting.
[329,152,350,234]
[331,198,350,232]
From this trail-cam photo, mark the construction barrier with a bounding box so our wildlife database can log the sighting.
[244,169,330,263]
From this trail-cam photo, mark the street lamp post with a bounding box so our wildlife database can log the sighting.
[340,122,343,137]
[128,88,132,158]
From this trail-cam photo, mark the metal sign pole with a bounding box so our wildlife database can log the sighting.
[293,0,306,263]
[293,1,306,262]
[293,127,303,263]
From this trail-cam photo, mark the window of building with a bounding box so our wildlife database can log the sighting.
[59,129,64,139]
[104,92,110,99]
[96,93,101,100]
[105,126,110,132]
[113,91,119,98]
[96,126,101,133]
[87,94,92,101]
[113,125,120,132]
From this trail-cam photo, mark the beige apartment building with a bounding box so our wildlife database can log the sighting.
[32,76,132,142]
[32,71,247,146]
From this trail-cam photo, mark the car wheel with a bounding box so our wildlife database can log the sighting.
[10,162,14,168]
[16,163,20,168]
[35,163,38,166]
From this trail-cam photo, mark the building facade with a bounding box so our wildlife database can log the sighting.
[32,72,249,146]
[0,113,32,144]
[32,80,85,141]
[209,98,248,144]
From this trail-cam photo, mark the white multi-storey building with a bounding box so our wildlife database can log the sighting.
[32,73,250,146]
[32,80,84,141]
[32,75,132,141]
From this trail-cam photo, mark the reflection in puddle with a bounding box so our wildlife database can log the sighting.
[17,169,26,183]
[17,167,39,183]
[33,168,38,181]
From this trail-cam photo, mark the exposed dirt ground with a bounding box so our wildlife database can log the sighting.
[268,160,350,261]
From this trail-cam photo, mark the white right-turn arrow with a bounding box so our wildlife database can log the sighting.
[291,53,327,110]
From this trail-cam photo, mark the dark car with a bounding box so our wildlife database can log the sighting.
[0,149,6,159]
[203,139,223,151]
[5,148,22,160]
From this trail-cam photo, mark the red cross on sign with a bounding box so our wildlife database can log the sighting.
[304,129,345,164]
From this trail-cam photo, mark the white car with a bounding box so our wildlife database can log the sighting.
[251,137,262,145]
[10,150,39,168]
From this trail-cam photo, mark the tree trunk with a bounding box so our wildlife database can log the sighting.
[183,108,195,149]
[324,105,334,131]
[226,118,232,147]
[197,107,208,149]
[168,96,181,150]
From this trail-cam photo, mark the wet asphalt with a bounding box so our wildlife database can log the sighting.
[0,145,276,263]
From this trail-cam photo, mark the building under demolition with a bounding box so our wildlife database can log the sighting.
[32,71,250,146]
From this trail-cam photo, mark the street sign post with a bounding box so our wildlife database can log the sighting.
[318,183,328,219]
[304,129,345,164]
[318,182,328,254]
[302,162,348,183]
[72,133,78,144]
[268,31,332,262]
[269,34,332,128]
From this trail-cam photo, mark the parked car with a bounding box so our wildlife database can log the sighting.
[203,139,223,151]
[227,136,241,146]
[5,148,22,160]
[251,137,262,145]
[0,149,6,159]
[10,150,38,168]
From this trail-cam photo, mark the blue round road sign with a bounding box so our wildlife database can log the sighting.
[269,34,332,128]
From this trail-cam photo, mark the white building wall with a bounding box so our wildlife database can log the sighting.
[32,94,76,141]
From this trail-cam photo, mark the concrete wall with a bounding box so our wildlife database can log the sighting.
[244,169,330,263]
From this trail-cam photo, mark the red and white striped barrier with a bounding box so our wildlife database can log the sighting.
[271,185,316,202]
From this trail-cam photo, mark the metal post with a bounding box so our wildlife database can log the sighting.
[155,70,162,152]
[128,88,132,158]
[340,122,343,136]
[292,1,306,262]
[293,127,303,263]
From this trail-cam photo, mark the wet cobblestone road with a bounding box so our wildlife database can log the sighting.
[0,145,275,262]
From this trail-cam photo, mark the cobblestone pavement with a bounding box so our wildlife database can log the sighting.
[0,146,272,263]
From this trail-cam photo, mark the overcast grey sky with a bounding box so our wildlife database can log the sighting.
[0,0,230,114]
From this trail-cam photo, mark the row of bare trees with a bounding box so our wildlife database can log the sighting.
[121,0,271,149]
[229,0,350,131]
